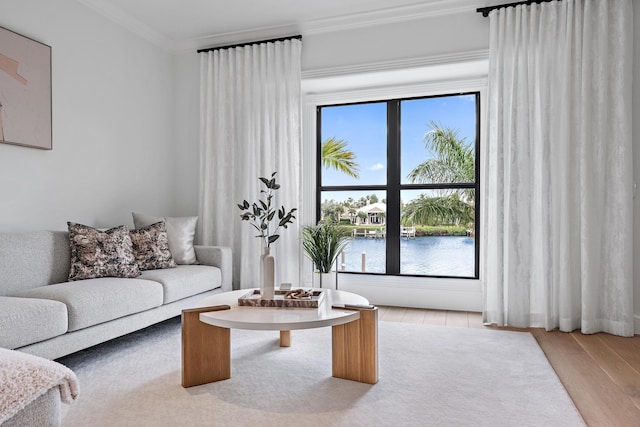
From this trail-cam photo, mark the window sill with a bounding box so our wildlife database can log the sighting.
[334,273,482,312]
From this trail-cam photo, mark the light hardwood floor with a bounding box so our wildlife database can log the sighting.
[378,306,640,426]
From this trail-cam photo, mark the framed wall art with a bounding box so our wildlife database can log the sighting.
[0,26,51,150]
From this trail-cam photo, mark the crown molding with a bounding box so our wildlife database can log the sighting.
[302,50,489,79]
[304,77,488,106]
[76,0,177,51]
[301,50,488,98]
[77,0,485,53]
[302,0,482,36]
[182,24,302,53]
[190,0,482,51]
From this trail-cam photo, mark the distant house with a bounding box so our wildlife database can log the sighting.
[356,202,386,225]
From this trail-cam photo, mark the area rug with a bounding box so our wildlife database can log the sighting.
[58,318,584,426]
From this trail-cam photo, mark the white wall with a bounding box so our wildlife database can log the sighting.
[172,51,200,218]
[633,2,640,330]
[305,8,640,323]
[174,5,640,317]
[301,16,490,311]
[0,0,176,232]
[170,9,491,309]
[172,11,492,221]
[3,0,636,317]
[301,12,489,71]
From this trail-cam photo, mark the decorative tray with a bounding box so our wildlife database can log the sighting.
[238,289,325,308]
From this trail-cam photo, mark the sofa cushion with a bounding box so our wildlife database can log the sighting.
[0,297,68,349]
[67,222,140,281]
[132,213,198,265]
[139,265,221,304]
[0,231,70,295]
[129,221,177,271]
[12,278,163,332]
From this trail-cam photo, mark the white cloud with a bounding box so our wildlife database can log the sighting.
[369,163,385,171]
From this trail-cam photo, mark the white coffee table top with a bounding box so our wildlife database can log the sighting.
[196,288,370,331]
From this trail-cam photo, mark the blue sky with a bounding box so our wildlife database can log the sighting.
[320,94,477,203]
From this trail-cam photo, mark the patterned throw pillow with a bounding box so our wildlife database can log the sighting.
[67,222,141,281]
[129,221,177,271]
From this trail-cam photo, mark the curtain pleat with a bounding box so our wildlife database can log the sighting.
[199,39,302,290]
[483,0,633,336]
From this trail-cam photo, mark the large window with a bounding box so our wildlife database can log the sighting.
[317,93,479,278]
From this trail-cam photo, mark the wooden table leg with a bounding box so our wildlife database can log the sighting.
[280,330,291,347]
[331,306,378,384]
[181,305,231,388]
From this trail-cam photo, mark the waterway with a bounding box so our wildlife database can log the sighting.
[339,236,475,277]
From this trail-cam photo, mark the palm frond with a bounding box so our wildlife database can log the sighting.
[402,193,473,226]
[322,137,360,179]
[407,122,475,200]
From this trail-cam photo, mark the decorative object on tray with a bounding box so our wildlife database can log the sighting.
[238,172,297,299]
[284,289,313,299]
[238,289,325,308]
[301,219,351,289]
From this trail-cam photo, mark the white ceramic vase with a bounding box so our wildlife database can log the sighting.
[314,271,336,290]
[260,246,275,299]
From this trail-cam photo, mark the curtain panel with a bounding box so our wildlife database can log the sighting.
[199,39,302,290]
[483,0,634,335]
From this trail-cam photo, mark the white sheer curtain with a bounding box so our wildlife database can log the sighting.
[199,39,302,290]
[483,0,634,336]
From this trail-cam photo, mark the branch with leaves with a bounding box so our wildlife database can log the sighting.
[407,121,475,202]
[237,172,297,248]
[322,137,360,179]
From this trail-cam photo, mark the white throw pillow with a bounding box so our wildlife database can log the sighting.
[132,212,198,265]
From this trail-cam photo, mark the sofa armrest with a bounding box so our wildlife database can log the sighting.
[194,246,232,292]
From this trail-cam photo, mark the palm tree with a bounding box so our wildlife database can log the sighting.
[407,121,475,201]
[405,122,475,227]
[357,211,367,224]
[322,137,360,179]
[402,193,473,226]
[348,207,357,224]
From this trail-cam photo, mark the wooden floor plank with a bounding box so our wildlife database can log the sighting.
[379,306,405,322]
[572,332,640,411]
[466,311,484,328]
[422,309,446,326]
[445,310,468,328]
[376,306,392,321]
[401,308,427,324]
[532,330,640,426]
[597,333,640,374]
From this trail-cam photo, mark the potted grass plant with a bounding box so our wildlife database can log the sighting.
[301,219,351,289]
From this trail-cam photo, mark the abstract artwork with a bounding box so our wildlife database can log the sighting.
[0,26,51,150]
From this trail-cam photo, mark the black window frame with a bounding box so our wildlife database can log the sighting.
[316,91,480,279]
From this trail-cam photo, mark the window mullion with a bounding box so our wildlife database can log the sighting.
[315,107,322,221]
[474,92,481,279]
[386,100,401,275]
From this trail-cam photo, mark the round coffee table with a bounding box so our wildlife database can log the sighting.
[197,288,369,330]
[181,288,378,387]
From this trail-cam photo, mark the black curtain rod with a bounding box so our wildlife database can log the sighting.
[476,0,558,17]
[197,35,302,53]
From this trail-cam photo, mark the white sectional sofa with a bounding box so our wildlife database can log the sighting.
[0,230,232,360]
